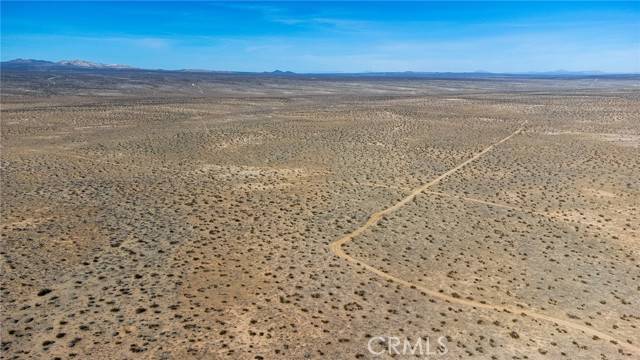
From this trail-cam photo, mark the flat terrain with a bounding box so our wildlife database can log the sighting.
[1,70,639,359]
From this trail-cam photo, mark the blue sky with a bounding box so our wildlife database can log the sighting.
[1,1,639,73]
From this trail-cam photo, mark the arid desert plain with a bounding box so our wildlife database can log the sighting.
[1,70,639,359]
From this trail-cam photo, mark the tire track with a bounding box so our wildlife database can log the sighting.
[329,121,640,355]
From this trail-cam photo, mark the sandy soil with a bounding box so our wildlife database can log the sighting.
[1,72,639,359]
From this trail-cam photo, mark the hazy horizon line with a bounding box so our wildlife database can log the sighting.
[4,57,639,75]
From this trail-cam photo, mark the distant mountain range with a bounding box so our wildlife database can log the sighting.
[1,58,634,77]
[2,58,134,70]
[1,59,297,74]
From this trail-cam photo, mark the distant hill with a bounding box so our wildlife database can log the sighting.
[2,58,637,79]
[268,70,296,75]
[1,58,134,70]
[56,59,133,69]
